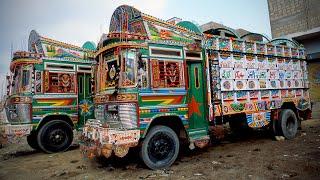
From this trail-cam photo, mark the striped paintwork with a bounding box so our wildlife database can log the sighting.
[140,95,186,106]
[33,98,77,107]
[246,111,271,128]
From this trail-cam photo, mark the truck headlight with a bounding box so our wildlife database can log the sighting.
[6,104,31,124]
[94,105,105,120]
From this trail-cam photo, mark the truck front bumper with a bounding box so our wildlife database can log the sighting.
[80,119,140,159]
[0,124,33,144]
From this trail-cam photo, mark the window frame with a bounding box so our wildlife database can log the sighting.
[44,70,76,94]
[77,65,92,73]
[150,59,185,90]
[44,62,75,72]
[194,66,200,89]
[149,46,183,59]
[184,50,202,61]
[119,49,138,88]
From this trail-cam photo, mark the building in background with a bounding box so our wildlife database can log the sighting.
[268,0,320,117]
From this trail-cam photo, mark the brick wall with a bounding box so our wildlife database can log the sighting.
[268,0,320,38]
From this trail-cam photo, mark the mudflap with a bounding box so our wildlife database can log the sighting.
[209,125,225,143]
[271,109,283,139]
[0,126,7,147]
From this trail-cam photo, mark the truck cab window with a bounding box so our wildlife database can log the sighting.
[195,67,199,88]
[121,49,136,87]
[45,72,76,93]
[79,76,83,94]
[151,59,184,89]
[186,66,189,89]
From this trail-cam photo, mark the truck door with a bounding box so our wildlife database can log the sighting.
[77,73,93,129]
[186,62,208,137]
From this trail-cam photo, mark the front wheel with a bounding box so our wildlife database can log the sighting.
[37,120,73,153]
[27,131,40,150]
[140,125,179,170]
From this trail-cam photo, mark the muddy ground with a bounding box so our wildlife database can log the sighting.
[0,119,319,180]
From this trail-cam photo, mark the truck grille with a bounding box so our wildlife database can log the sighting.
[95,103,137,129]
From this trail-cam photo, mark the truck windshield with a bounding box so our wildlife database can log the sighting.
[104,57,119,89]
[10,65,33,95]
[97,49,137,93]
[120,49,136,87]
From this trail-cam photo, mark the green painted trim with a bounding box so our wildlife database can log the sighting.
[141,113,186,138]
[148,43,183,50]
[34,112,76,130]
[42,58,94,65]
[34,64,44,71]
[146,56,184,60]
[187,128,209,140]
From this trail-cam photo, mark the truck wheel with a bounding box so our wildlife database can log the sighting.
[27,131,40,150]
[140,125,179,170]
[278,109,298,139]
[37,120,73,153]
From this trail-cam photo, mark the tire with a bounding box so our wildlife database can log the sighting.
[27,131,40,150]
[278,109,298,139]
[37,120,73,153]
[140,125,179,170]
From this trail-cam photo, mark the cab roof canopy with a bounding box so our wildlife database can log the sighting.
[102,5,202,46]
[28,30,95,55]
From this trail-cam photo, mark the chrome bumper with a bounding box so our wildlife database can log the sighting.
[80,119,140,159]
[0,124,33,144]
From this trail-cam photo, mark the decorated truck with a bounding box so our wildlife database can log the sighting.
[0,30,96,152]
[80,5,311,169]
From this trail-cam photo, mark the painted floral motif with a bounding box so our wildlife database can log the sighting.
[219,38,231,51]
[80,99,94,116]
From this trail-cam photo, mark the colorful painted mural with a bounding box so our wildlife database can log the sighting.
[207,36,310,128]
[29,30,95,61]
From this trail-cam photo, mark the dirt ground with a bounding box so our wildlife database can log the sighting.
[0,119,319,180]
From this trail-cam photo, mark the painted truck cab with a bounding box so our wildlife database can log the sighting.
[80,5,209,168]
[1,30,96,152]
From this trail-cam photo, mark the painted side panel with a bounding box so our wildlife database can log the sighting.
[138,91,188,137]
[32,96,78,125]
[206,37,310,128]
[77,73,94,129]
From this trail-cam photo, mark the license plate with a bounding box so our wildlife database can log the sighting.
[108,130,140,145]
[5,125,32,137]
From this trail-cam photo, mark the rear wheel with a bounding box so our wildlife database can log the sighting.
[37,120,73,153]
[277,109,298,139]
[140,125,179,170]
[27,131,40,150]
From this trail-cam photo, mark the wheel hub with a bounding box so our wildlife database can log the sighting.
[154,139,169,156]
[49,130,66,145]
[286,117,295,134]
[148,132,174,161]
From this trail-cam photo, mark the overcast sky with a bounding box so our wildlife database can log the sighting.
[0,0,271,95]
